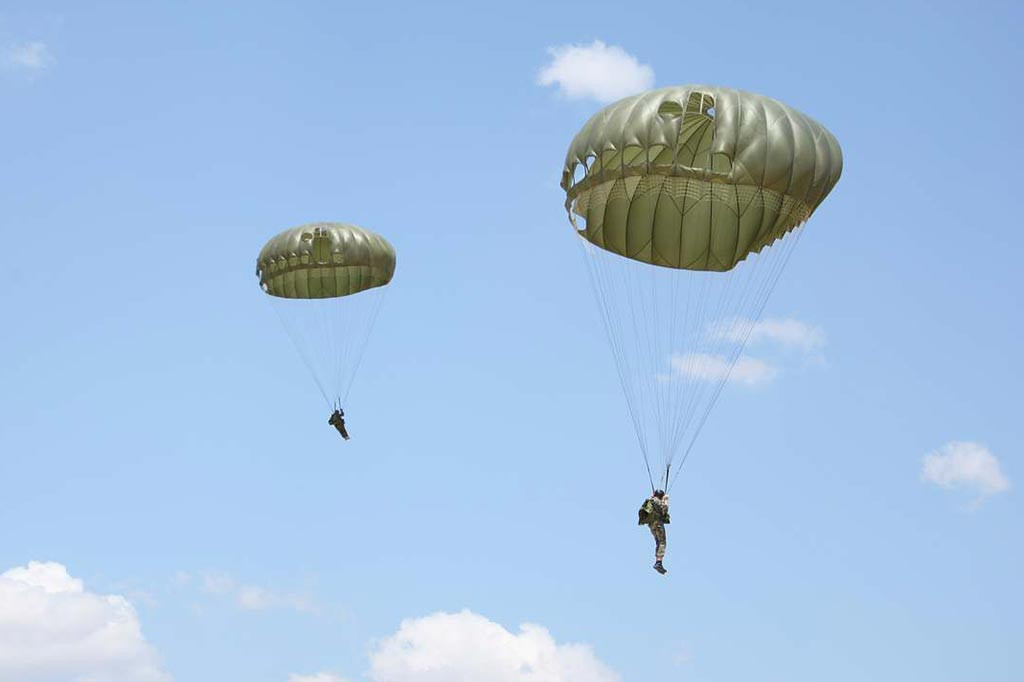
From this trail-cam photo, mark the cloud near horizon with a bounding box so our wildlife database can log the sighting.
[346,609,619,682]
[0,561,171,682]
[538,40,653,103]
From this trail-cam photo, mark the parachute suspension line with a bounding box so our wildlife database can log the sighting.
[669,250,771,482]
[580,233,679,493]
[578,235,656,492]
[340,285,388,406]
[619,243,655,460]
[270,298,333,409]
[667,225,806,491]
[313,294,340,405]
[318,295,338,401]
[578,209,808,493]
[667,239,763,468]
[268,284,388,413]
[666,215,807,488]
[329,286,387,408]
[617,235,663,487]
[582,237,657,491]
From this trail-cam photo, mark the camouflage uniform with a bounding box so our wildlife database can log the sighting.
[650,521,667,561]
[639,496,670,561]
[328,409,349,439]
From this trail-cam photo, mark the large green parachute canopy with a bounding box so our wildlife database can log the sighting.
[257,222,396,299]
[257,222,396,408]
[561,85,841,490]
[562,85,842,271]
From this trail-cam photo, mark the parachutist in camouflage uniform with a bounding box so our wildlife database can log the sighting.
[328,408,350,440]
[638,490,670,574]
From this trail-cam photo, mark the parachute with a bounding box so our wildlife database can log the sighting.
[256,222,396,409]
[561,85,842,491]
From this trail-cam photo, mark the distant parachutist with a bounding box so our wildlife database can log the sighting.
[256,222,395,439]
[329,408,350,440]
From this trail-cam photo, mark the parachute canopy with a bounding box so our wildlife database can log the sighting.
[257,222,396,409]
[257,222,396,299]
[562,85,842,271]
[561,86,841,490]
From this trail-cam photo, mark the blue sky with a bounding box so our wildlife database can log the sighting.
[0,1,1021,680]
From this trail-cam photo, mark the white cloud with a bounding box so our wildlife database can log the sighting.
[538,40,653,103]
[366,610,618,682]
[921,441,1010,501]
[288,675,351,682]
[0,561,171,682]
[3,41,54,73]
[669,352,778,386]
[200,571,313,613]
[671,317,824,386]
[712,317,825,354]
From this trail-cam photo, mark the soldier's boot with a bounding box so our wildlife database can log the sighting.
[654,561,667,575]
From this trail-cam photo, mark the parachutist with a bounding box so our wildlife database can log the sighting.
[257,223,395,434]
[638,490,670,574]
[328,408,350,440]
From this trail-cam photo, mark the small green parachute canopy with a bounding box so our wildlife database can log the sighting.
[257,222,396,299]
[561,85,841,491]
[562,85,842,271]
[257,222,396,410]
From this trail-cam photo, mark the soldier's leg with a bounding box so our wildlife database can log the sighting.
[654,524,666,561]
